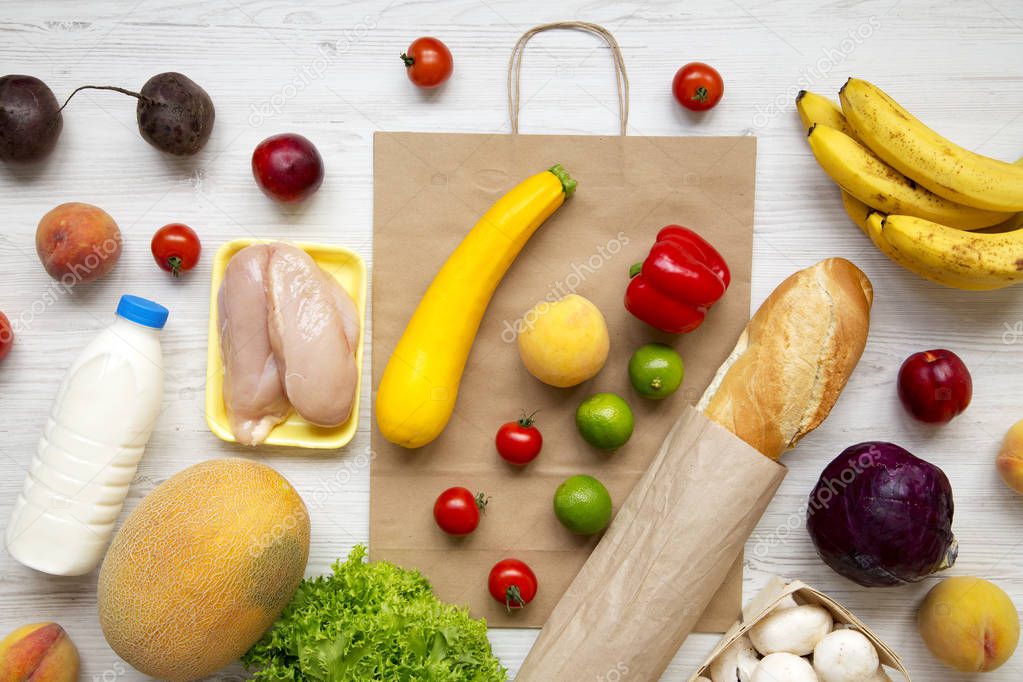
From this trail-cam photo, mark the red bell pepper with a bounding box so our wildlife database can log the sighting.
[624,225,730,334]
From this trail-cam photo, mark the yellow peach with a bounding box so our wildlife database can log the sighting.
[0,622,80,682]
[996,419,1023,494]
[918,576,1020,672]
[517,294,610,387]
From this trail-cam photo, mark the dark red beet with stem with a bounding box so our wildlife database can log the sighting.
[61,72,214,156]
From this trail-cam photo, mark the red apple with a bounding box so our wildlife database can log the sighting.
[251,133,324,203]
[35,202,122,284]
[898,349,972,424]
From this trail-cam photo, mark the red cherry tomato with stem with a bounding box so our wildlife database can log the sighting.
[151,223,201,277]
[0,312,13,361]
[488,558,537,612]
[433,486,488,536]
[496,411,543,465]
[672,62,724,112]
[401,37,454,89]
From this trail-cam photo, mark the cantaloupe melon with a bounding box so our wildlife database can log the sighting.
[98,458,310,681]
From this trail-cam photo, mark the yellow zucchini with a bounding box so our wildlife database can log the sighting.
[376,164,576,448]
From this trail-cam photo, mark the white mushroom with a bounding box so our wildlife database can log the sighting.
[696,678,713,682]
[813,629,891,682]
[751,653,818,682]
[709,635,760,682]
[749,604,833,656]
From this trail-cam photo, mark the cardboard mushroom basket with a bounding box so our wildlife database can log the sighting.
[692,578,911,681]
[517,258,875,681]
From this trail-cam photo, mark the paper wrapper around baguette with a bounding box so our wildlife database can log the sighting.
[516,258,873,681]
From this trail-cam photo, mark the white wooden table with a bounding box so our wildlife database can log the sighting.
[2,1,1022,679]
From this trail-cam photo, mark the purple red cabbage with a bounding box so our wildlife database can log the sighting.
[807,441,956,587]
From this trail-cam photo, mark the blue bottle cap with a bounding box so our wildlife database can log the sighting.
[116,295,169,329]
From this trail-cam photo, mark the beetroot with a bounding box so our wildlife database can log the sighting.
[0,75,63,161]
[61,72,214,156]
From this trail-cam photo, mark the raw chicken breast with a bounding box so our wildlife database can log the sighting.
[218,244,291,445]
[266,243,359,427]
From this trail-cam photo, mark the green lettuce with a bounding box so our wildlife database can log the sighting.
[242,545,507,681]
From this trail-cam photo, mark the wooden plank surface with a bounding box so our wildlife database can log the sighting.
[1,1,1021,679]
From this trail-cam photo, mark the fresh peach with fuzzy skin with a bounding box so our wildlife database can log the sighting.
[996,419,1023,494]
[0,622,80,681]
[35,202,122,284]
[918,576,1020,672]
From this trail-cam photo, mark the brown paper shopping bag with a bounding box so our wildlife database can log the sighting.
[516,407,786,679]
[370,22,757,630]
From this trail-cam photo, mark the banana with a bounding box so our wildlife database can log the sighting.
[840,78,1023,212]
[880,214,1023,289]
[808,124,1011,229]
[867,208,1002,289]
[796,90,858,138]
[839,191,994,289]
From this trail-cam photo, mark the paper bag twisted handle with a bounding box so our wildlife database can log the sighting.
[508,21,630,135]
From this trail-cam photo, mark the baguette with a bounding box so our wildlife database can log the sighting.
[696,258,872,459]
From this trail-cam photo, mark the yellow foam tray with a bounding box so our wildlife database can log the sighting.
[205,238,366,449]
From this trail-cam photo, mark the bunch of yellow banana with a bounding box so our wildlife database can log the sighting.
[797,79,1023,290]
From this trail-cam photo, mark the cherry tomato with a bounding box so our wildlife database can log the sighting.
[151,223,201,277]
[496,412,543,465]
[401,37,453,89]
[672,62,724,112]
[488,558,537,612]
[0,312,13,361]
[433,486,487,536]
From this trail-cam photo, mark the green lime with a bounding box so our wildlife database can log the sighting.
[628,343,684,399]
[553,474,613,535]
[575,392,634,450]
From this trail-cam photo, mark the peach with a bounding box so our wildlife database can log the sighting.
[35,202,122,284]
[996,419,1023,494]
[918,576,1020,672]
[0,622,80,681]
